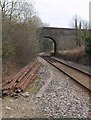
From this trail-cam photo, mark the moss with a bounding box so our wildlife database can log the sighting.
[27,77,42,94]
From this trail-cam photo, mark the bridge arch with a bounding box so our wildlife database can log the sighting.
[42,36,57,55]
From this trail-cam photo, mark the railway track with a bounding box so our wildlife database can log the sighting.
[1,59,41,97]
[41,56,91,91]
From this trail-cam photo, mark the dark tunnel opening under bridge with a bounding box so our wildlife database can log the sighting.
[42,36,57,55]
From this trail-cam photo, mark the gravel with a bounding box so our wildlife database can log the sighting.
[35,57,90,118]
[2,63,50,118]
[2,57,91,118]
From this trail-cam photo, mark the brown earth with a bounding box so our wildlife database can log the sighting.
[2,61,23,82]
[55,46,91,67]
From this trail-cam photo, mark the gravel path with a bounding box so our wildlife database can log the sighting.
[36,57,90,118]
[2,57,90,118]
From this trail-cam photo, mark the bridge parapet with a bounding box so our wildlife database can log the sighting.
[38,27,90,52]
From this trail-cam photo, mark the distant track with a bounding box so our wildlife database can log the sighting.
[41,56,91,91]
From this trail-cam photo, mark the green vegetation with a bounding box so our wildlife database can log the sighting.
[85,36,91,55]
[27,77,42,94]
[70,15,91,56]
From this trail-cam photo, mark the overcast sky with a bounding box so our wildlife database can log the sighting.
[33,0,90,28]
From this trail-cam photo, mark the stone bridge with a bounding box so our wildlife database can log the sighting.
[38,27,90,54]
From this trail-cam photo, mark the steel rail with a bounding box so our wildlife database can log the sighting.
[41,56,91,91]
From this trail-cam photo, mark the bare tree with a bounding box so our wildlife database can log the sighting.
[70,15,89,47]
[2,0,44,80]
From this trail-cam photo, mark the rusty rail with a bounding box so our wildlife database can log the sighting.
[41,56,91,92]
[2,59,41,96]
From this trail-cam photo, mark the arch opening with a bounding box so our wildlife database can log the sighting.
[42,36,57,55]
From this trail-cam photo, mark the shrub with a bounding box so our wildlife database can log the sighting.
[2,41,16,60]
[85,36,91,55]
